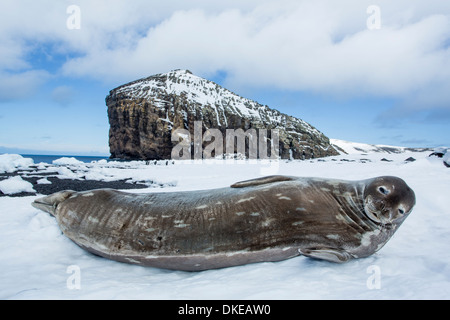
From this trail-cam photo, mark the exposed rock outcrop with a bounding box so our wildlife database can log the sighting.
[106,69,339,160]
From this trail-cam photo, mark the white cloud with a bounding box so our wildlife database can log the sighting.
[0,38,30,71]
[58,2,450,104]
[2,0,450,112]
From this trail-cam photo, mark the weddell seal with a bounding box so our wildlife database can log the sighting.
[32,175,416,271]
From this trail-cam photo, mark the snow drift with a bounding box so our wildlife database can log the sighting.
[0,144,449,299]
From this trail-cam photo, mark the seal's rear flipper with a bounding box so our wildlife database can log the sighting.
[231,175,295,188]
[299,248,353,263]
[32,190,76,216]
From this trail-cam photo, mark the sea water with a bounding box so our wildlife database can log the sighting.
[21,154,109,164]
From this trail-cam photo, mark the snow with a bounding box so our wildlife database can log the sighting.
[112,70,320,138]
[0,176,35,195]
[444,153,450,167]
[433,147,448,155]
[0,154,34,173]
[331,139,410,155]
[52,157,84,166]
[56,167,82,180]
[36,178,52,185]
[1,148,450,299]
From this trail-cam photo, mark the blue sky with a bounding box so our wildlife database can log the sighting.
[1,0,449,156]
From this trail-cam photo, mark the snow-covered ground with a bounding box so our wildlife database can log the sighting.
[1,144,449,299]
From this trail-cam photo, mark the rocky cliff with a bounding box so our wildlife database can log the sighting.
[106,69,339,160]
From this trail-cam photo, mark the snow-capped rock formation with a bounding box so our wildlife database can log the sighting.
[331,139,432,155]
[106,69,339,160]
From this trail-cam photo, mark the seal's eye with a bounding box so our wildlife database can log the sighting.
[398,208,405,215]
[378,186,390,195]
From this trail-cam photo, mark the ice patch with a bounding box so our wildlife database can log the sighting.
[52,157,84,166]
[57,167,79,179]
[0,176,35,195]
[36,178,52,185]
[0,154,34,173]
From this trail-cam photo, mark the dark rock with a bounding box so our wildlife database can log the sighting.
[444,154,450,168]
[106,70,340,160]
[429,147,448,158]
[429,152,445,158]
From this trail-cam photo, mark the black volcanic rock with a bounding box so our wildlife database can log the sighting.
[106,69,339,160]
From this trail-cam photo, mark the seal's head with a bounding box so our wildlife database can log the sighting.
[32,190,75,216]
[363,176,416,226]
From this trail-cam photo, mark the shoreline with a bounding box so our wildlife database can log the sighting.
[0,165,151,198]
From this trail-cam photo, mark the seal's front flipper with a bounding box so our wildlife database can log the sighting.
[231,175,295,188]
[299,248,353,263]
